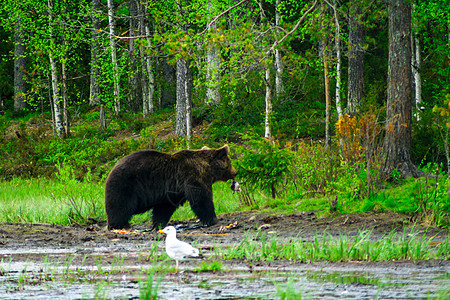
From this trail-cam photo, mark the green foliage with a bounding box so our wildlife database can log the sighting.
[411,110,442,166]
[237,133,294,198]
[290,141,342,196]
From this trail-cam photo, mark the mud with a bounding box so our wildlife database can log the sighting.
[0,211,449,299]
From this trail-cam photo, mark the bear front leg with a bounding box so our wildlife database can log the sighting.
[106,209,133,230]
[105,199,135,230]
[186,185,218,226]
[152,202,179,230]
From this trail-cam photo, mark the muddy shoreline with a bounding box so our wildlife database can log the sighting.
[1,211,449,299]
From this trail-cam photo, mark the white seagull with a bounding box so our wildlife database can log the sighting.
[158,226,201,272]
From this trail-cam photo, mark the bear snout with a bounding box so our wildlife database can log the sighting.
[230,166,238,178]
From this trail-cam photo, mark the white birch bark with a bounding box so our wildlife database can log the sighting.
[185,64,192,145]
[62,57,70,137]
[411,3,422,121]
[144,19,155,115]
[139,2,155,116]
[347,0,365,115]
[324,52,331,149]
[333,0,342,119]
[176,59,187,136]
[128,0,139,111]
[412,34,422,120]
[264,68,272,139]
[48,0,64,138]
[14,12,26,112]
[274,0,284,100]
[89,0,102,106]
[107,0,120,115]
[205,1,221,105]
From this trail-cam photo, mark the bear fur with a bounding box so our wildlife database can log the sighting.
[105,145,237,230]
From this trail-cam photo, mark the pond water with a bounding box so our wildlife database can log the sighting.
[0,244,448,299]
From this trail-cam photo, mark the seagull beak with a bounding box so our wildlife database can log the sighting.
[158,229,164,234]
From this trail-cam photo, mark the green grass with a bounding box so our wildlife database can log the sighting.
[0,177,105,225]
[193,260,223,272]
[0,173,449,228]
[224,229,450,262]
[0,177,272,225]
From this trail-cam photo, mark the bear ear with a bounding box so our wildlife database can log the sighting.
[220,144,230,153]
[214,145,230,159]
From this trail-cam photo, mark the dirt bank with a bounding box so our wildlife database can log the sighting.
[0,210,447,249]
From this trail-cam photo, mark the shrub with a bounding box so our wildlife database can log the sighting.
[236,133,294,198]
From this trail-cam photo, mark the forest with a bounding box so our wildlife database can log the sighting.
[0,0,450,227]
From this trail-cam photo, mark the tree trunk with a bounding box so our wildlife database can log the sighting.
[62,56,70,137]
[205,1,221,105]
[89,0,102,106]
[412,32,422,121]
[332,0,342,119]
[14,14,26,112]
[347,0,365,115]
[48,0,64,138]
[107,0,120,115]
[141,4,155,116]
[62,2,70,137]
[274,0,284,101]
[128,0,140,113]
[411,2,422,121]
[176,59,188,136]
[383,0,419,178]
[321,2,331,148]
[324,50,331,149]
[146,20,155,114]
[264,67,272,139]
[100,104,106,129]
[185,62,192,145]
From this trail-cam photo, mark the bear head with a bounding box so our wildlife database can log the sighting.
[208,145,237,182]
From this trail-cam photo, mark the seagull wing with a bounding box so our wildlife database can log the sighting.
[166,238,200,260]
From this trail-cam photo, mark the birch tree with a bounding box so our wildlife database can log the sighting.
[332,0,342,119]
[347,0,365,115]
[89,0,102,107]
[140,3,155,116]
[205,0,221,105]
[175,0,192,138]
[321,2,331,148]
[274,0,284,101]
[264,67,272,139]
[107,0,120,116]
[14,8,26,112]
[411,1,422,121]
[128,0,139,112]
[48,0,64,138]
[176,59,189,136]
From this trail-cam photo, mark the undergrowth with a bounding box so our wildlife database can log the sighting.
[0,111,449,227]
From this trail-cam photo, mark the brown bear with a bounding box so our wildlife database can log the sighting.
[104,145,237,230]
